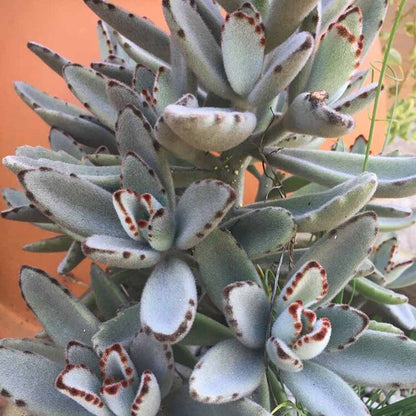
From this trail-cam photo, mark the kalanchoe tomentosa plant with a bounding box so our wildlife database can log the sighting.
[2,0,416,415]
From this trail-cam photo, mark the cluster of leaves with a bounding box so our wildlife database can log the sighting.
[1,0,416,415]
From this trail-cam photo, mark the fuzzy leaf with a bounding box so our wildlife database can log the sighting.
[195,229,261,309]
[154,115,217,169]
[105,80,142,113]
[163,0,234,99]
[58,241,85,274]
[84,0,170,62]
[121,155,167,211]
[20,266,99,347]
[190,339,264,403]
[34,108,118,152]
[281,361,370,416]
[336,6,363,38]
[90,264,128,320]
[222,281,269,349]
[92,303,141,355]
[294,212,378,304]
[355,0,388,56]
[272,300,304,344]
[292,318,332,359]
[1,204,50,224]
[194,0,224,43]
[252,173,377,233]
[0,338,64,364]
[153,66,180,112]
[378,209,416,232]
[112,188,145,241]
[222,10,264,95]
[164,385,273,416]
[226,207,295,259]
[92,61,134,84]
[23,235,72,253]
[116,106,165,184]
[277,261,328,314]
[321,0,352,32]
[265,148,416,198]
[63,64,117,128]
[163,105,256,152]
[117,33,169,73]
[175,179,236,250]
[265,0,319,50]
[133,64,155,94]
[367,202,412,219]
[381,303,416,331]
[14,81,87,117]
[82,235,161,269]
[315,304,369,351]
[66,341,101,378]
[0,349,90,415]
[307,24,360,99]
[248,32,314,107]
[27,41,71,76]
[316,329,416,388]
[56,364,110,415]
[18,168,125,239]
[129,329,174,398]
[266,336,303,372]
[146,207,175,251]
[353,277,408,305]
[2,188,30,206]
[388,262,416,289]
[283,91,355,137]
[49,129,91,160]
[333,83,378,115]
[4,156,120,191]
[130,371,161,416]
[140,257,197,344]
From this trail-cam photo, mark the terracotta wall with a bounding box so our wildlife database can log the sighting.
[0,1,386,337]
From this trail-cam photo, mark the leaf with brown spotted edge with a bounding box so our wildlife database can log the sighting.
[221,9,265,96]
[18,168,126,239]
[189,339,265,404]
[315,304,369,352]
[281,361,370,416]
[222,281,269,349]
[56,364,112,416]
[63,64,118,129]
[195,229,261,309]
[129,329,174,398]
[162,105,256,152]
[224,206,296,259]
[19,266,99,348]
[84,0,171,62]
[283,91,355,137]
[163,385,273,415]
[140,257,197,344]
[265,147,416,198]
[163,0,235,99]
[0,348,90,416]
[27,41,72,76]
[277,261,328,314]
[174,179,237,250]
[315,329,416,389]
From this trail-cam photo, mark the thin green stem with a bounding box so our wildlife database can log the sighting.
[363,0,407,171]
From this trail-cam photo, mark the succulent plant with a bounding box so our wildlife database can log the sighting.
[2,0,416,415]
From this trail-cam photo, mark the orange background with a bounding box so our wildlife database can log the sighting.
[0,1,386,337]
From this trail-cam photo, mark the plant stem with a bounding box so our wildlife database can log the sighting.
[363,0,407,170]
